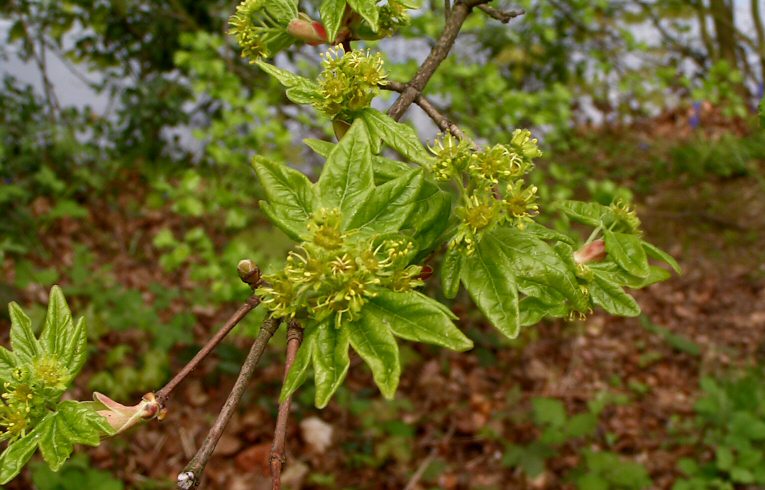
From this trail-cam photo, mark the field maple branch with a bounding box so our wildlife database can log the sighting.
[477,4,524,24]
[155,295,261,406]
[270,321,304,490]
[383,81,467,140]
[155,263,262,406]
[176,317,282,490]
[387,0,522,121]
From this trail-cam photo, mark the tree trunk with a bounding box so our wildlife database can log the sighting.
[752,0,765,85]
[709,0,737,66]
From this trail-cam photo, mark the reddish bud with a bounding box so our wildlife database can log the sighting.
[287,19,328,45]
[94,392,164,434]
[419,265,433,281]
[574,239,607,264]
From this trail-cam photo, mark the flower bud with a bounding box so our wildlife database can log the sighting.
[287,19,328,45]
[574,239,607,265]
[237,259,260,286]
[94,392,163,434]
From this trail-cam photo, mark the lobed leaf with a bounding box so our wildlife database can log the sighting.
[558,200,612,227]
[320,0,347,43]
[255,61,317,90]
[348,309,401,399]
[360,109,433,165]
[461,233,520,339]
[490,227,589,312]
[604,229,650,278]
[312,321,351,408]
[253,156,318,241]
[303,138,334,157]
[348,0,379,31]
[345,169,424,232]
[40,286,87,378]
[440,247,463,300]
[9,301,40,364]
[0,402,113,484]
[404,181,452,256]
[365,290,472,351]
[642,240,681,274]
[589,270,641,317]
[317,121,374,216]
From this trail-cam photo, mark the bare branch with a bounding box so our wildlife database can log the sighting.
[176,317,282,490]
[269,321,304,490]
[155,295,261,406]
[387,0,491,121]
[383,81,468,140]
[156,261,263,406]
[477,4,525,23]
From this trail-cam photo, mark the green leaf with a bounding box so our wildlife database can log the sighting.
[590,270,641,317]
[490,227,589,311]
[304,138,334,157]
[532,397,566,427]
[360,109,432,165]
[558,200,613,227]
[345,169,423,232]
[462,234,520,339]
[589,262,667,289]
[365,290,472,351]
[524,222,575,245]
[317,121,374,216]
[519,297,569,327]
[37,401,113,471]
[372,155,411,183]
[280,326,316,402]
[642,241,681,274]
[285,86,323,105]
[320,0,347,42]
[255,61,317,89]
[9,301,40,363]
[0,346,17,383]
[40,286,87,378]
[253,156,318,241]
[405,181,451,255]
[604,230,650,278]
[266,0,299,23]
[440,247,463,300]
[312,321,351,408]
[0,430,39,484]
[348,309,401,399]
[348,0,379,31]
[0,402,112,483]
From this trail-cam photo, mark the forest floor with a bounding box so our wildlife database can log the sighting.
[3,132,765,490]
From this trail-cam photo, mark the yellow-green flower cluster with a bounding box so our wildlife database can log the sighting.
[314,48,387,121]
[428,133,472,182]
[229,0,297,60]
[257,208,423,326]
[609,200,641,233]
[0,357,67,443]
[432,129,543,254]
[378,0,416,36]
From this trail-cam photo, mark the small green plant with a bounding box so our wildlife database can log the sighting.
[570,450,652,490]
[0,288,115,483]
[30,454,124,490]
[673,368,765,489]
[503,397,599,477]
